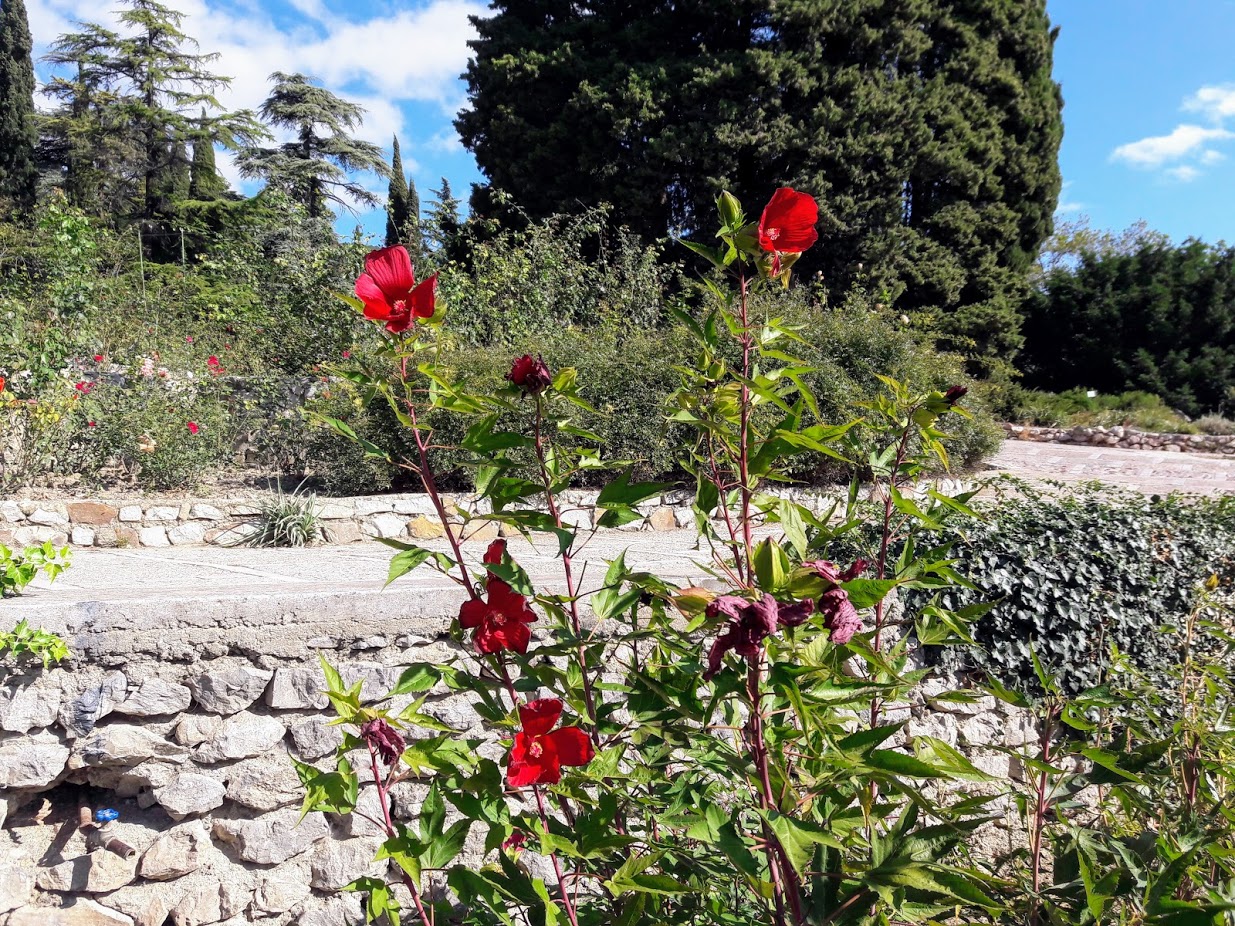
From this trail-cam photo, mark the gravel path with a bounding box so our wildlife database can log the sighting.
[986,439,1235,496]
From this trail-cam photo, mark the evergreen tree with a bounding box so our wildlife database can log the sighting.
[457,0,1063,371]
[425,177,460,256]
[237,72,388,218]
[385,135,410,246]
[0,0,39,209]
[41,1,263,221]
[189,109,227,200]
[406,176,422,256]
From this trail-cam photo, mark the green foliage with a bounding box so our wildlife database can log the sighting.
[236,72,387,218]
[1004,387,1195,433]
[915,481,1235,696]
[385,135,414,249]
[231,483,325,547]
[188,110,227,200]
[458,0,1063,372]
[0,540,71,598]
[0,0,38,211]
[0,620,69,670]
[1023,237,1235,416]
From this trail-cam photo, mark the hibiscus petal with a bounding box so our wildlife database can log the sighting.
[355,274,391,320]
[483,538,506,565]
[488,580,538,624]
[363,246,415,301]
[752,594,780,637]
[777,597,816,627]
[703,627,739,681]
[519,698,562,737]
[410,272,438,318]
[492,618,531,655]
[547,726,594,768]
[705,595,750,623]
[458,596,487,629]
[507,733,558,787]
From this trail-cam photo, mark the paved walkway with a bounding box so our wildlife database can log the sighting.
[986,440,1235,496]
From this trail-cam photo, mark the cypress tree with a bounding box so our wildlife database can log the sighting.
[406,176,422,257]
[385,135,410,246]
[458,0,1063,372]
[189,110,226,199]
[0,0,39,210]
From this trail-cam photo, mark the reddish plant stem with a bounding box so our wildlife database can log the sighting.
[1028,706,1058,926]
[735,273,755,582]
[367,742,435,926]
[747,661,805,926]
[531,397,600,745]
[398,352,477,600]
[534,786,583,926]
[705,433,748,586]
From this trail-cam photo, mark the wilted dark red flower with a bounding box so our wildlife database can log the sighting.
[507,698,594,787]
[502,830,527,852]
[819,588,862,645]
[703,593,815,680]
[354,246,438,334]
[507,354,552,395]
[360,717,405,766]
[803,559,867,645]
[459,539,538,654]
[758,188,819,256]
[944,385,968,406]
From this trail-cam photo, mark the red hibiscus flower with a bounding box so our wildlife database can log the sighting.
[507,354,552,395]
[187,421,200,435]
[507,698,594,787]
[703,593,815,680]
[458,539,538,654]
[74,381,94,395]
[354,246,438,334]
[93,354,103,363]
[758,188,819,255]
[207,355,221,368]
[0,377,6,393]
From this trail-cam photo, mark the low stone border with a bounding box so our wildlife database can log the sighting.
[1002,422,1235,455]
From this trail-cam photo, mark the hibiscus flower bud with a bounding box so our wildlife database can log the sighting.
[507,354,552,395]
[360,718,405,766]
[944,385,968,406]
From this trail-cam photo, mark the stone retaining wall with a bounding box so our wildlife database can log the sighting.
[0,601,1032,925]
[2,484,970,551]
[1003,422,1235,455]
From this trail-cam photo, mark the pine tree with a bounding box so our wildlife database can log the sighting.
[237,72,388,218]
[0,0,39,210]
[189,109,227,200]
[457,0,1063,371]
[385,135,410,246]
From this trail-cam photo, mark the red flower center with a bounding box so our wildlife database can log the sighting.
[527,739,544,758]
[766,227,780,241]
[488,605,508,627]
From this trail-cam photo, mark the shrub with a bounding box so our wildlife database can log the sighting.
[1003,386,1196,432]
[1195,413,1235,436]
[912,480,1235,695]
[230,483,325,547]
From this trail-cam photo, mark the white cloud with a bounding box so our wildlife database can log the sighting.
[1165,165,1201,183]
[1055,181,1083,214]
[1184,84,1235,122]
[425,130,464,154]
[1110,124,1234,168]
[1200,149,1226,165]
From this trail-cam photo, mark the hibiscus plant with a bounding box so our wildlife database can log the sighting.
[308,188,1003,926]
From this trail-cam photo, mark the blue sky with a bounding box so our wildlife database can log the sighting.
[24,0,1235,247]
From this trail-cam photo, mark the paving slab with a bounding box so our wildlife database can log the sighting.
[986,440,1235,496]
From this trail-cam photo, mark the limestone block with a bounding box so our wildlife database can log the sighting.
[364,513,405,539]
[212,809,330,865]
[75,725,189,767]
[137,527,169,547]
[224,755,302,812]
[323,521,363,544]
[265,667,327,710]
[116,679,192,717]
[153,773,226,820]
[0,675,62,734]
[646,507,677,531]
[5,899,135,925]
[138,823,206,880]
[167,523,207,546]
[406,516,444,540]
[194,714,285,763]
[169,881,250,926]
[28,509,70,527]
[117,506,143,523]
[71,527,97,546]
[0,864,34,914]
[60,672,128,737]
[308,837,385,891]
[187,668,273,715]
[288,716,342,760]
[392,496,436,516]
[144,506,179,523]
[187,504,225,521]
[0,730,70,788]
[36,850,137,893]
[354,497,394,516]
[172,715,221,746]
